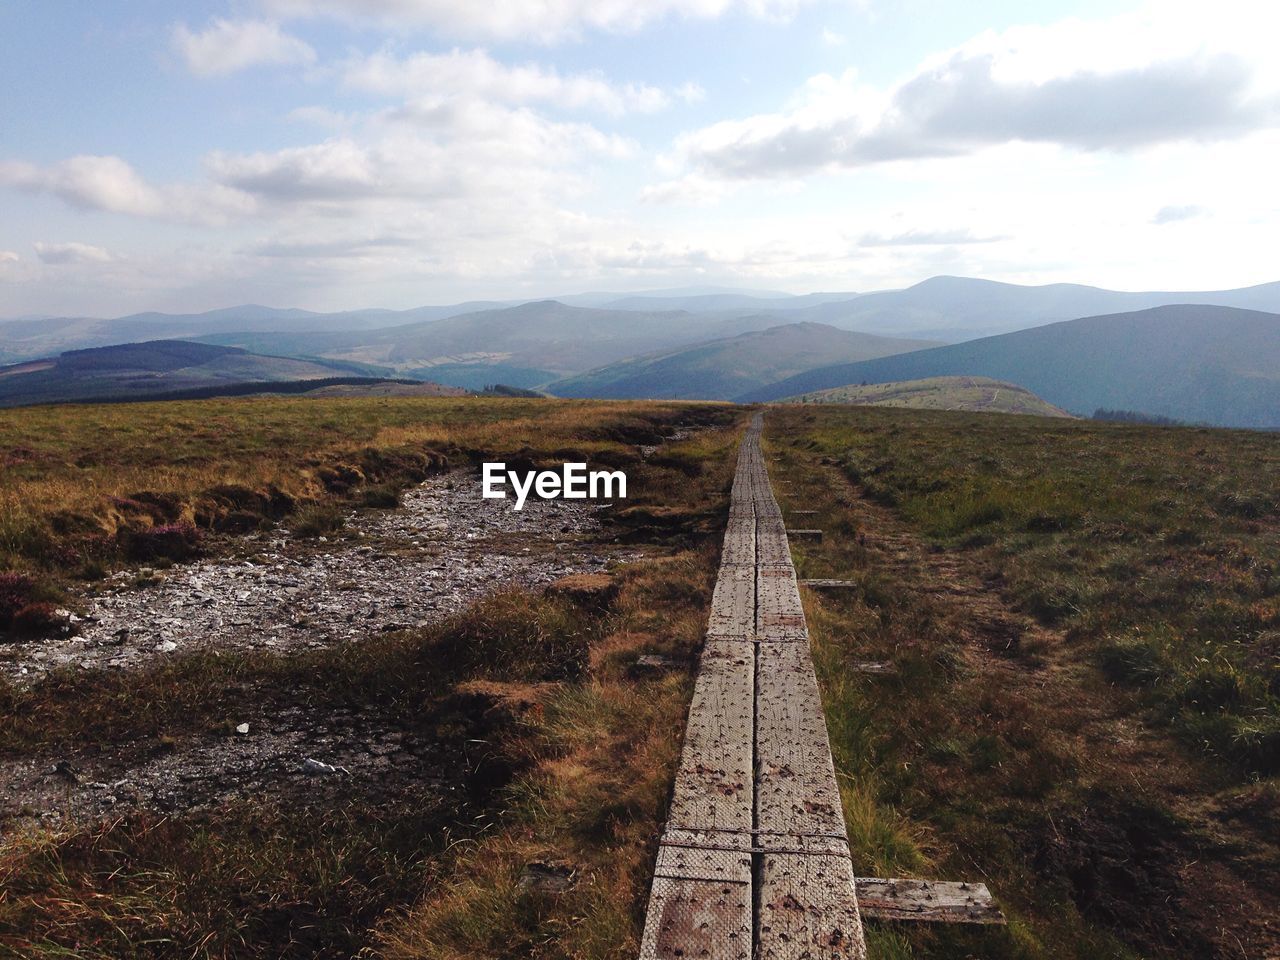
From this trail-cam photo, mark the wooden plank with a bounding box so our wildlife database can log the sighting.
[667,640,754,833]
[708,564,755,639]
[639,876,752,960]
[756,570,807,641]
[721,517,756,566]
[787,529,823,541]
[758,853,867,959]
[754,642,846,837]
[800,579,858,589]
[854,878,1004,925]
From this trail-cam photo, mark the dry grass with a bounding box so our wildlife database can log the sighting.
[0,397,745,958]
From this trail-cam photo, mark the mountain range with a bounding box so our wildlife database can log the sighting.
[549,322,935,399]
[743,305,1280,428]
[3,278,1278,427]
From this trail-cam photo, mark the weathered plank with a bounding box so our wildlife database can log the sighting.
[721,517,757,566]
[787,528,824,541]
[756,571,807,641]
[854,878,1004,924]
[758,853,866,959]
[708,564,755,639]
[667,640,754,833]
[639,876,752,960]
[799,579,859,589]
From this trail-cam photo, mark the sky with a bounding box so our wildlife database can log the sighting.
[1,0,1279,316]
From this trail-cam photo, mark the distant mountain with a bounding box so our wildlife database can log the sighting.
[781,376,1072,418]
[784,276,1280,341]
[202,301,793,389]
[741,305,1280,429]
[597,291,859,314]
[547,322,935,400]
[0,302,513,364]
[0,340,378,407]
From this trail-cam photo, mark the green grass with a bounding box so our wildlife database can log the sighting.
[779,405,1280,774]
[766,405,1279,960]
[783,376,1072,418]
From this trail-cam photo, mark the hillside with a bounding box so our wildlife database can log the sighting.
[784,276,1280,341]
[783,376,1073,417]
[204,300,791,389]
[0,340,373,406]
[0,302,512,365]
[740,304,1280,428]
[546,322,936,399]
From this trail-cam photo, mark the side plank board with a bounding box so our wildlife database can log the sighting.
[853,879,1005,925]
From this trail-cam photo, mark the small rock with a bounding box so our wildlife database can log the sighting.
[301,757,351,776]
[631,654,674,676]
[235,722,250,735]
[157,639,178,653]
[518,860,577,894]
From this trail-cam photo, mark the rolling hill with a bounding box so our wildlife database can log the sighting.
[202,301,796,389]
[781,376,1073,417]
[0,340,388,407]
[546,322,936,399]
[740,305,1280,428]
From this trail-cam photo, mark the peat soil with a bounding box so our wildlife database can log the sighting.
[1,471,631,828]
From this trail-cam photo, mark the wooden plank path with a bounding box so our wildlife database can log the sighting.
[640,413,867,960]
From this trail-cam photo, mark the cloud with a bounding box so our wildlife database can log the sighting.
[0,155,256,223]
[173,18,316,76]
[0,250,18,263]
[1152,203,1205,224]
[343,48,670,115]
[34,241,117,264]
[674,7,1280,180]
[263,0,815,42]
[821,28,846,46]
[859,229,1005,246]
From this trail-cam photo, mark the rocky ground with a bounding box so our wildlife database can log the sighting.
[1,470,633,827]
[3,471,625,682]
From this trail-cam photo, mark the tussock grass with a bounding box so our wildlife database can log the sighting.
[0,398,744,958]
[767,406,1279,960]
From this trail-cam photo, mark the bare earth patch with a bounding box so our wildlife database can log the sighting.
[3,471,629,682]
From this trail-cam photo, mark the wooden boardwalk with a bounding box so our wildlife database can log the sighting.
[640,413,867,960]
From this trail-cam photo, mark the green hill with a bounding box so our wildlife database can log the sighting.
[740,305,1280,429]
[782,376,1073,417]
[547,322,935,399]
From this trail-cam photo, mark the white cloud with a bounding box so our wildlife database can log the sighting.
[1152,204,1205,224]
[343,48,670,115]
[859,228,1005,246]
[263,0,815,42]
[673,3,1280,180]
[0,250,19,263]
[173,18,315,76]
[34,241,117,265]
[0,155,256,224]
[821,27,846,46]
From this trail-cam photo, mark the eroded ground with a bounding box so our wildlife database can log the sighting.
[1,471,631,827]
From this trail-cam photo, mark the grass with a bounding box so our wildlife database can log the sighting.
[0,394,744,958]
[764,404,1280,960]
[0,395,727,580]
